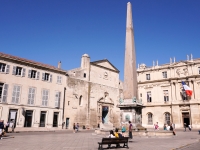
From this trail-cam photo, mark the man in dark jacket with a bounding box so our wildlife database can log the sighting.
[0,120,5,140]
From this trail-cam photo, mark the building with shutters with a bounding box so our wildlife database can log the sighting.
[137,56,200,129]
[0,52,66,130]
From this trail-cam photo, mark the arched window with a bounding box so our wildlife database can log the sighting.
[165,112,170,125]
[148,113,153,125]
[79,96,82,106]
[125,114,130,122]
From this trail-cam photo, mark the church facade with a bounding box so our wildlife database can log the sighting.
[138,57,200,129]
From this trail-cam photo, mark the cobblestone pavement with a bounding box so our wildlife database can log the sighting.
[0,130,200,150]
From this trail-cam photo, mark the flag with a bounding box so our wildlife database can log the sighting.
[182,81,192,96]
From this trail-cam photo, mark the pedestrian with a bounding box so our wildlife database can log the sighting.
[184,123,187,131]
[170,123,176,136]
[107,130,115,138]
[154,122,159,130]
[121,125,126,137]
[76,123,79,132]
[163,124,167,130]
[188,124,192,131]
[0,120,4,140]
[73,123,76,133]
[5,121,9,133]
[128,121,133,139]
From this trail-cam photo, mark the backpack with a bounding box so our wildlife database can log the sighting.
[118,133,124,138]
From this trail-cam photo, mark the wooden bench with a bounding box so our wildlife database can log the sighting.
[98,137,129,149]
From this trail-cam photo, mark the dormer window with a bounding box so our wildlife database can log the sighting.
[42,73,52,82]
[0,63,10,73]
[12,66,25,77]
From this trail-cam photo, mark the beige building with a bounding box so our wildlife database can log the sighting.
[64,54,122,129]
[138,56,200,129]
[0,52,123,130]
[0,52,66,130]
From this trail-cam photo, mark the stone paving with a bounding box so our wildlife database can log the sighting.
[0,130,200,150]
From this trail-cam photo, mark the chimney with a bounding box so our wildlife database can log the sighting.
[156,60,158,66]
[153,61,155,67]
[187,55,189,61]
[174,57,176,63]
[58,61,61,69]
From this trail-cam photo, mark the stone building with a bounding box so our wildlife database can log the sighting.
[64,54,122,129]
[138,56,200,129]
[0,52,66,130]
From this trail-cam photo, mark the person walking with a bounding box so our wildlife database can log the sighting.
[0,120,4,140]
[128,121,133,139]
[76,123,79,132]
[184,123,187,131]
[73,123,76,133]
[5,121,9,133]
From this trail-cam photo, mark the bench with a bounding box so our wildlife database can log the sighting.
[98,137,129,149]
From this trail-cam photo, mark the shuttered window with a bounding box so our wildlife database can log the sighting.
[42,89,49,106]
[57,76,62,84]
[12,85,21,103]
[12,66,25,77]
[42,73,52,82]
[55,91,61,107]
[28,87,36,105]
[148,113,153,125]
[0,83,9,103]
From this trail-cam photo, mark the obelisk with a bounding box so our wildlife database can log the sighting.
[123,2,138,99]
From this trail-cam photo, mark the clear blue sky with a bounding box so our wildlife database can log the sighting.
[1,0,200,80]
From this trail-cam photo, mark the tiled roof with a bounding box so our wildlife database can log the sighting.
[0,52,66,73]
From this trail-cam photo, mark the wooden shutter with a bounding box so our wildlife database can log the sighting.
[6,65,10,74]
[31,88,35,105]
[49,74,52,82]
[55,92,58,107]
[28,70,31,78]
[37,72,40,80]
[2,84,8,103]
[28,88,31,104]
[42,73,45,81]
[22,68,26,77]
[15,86,20,103]
[12,66,16,75]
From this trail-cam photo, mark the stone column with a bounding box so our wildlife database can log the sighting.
[123,2,138,99]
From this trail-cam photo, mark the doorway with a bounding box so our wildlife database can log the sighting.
[66,118,69,129]
[8,109,18,128]
[102,106,109,124]
[39,111,46,127]
[182,112,190,127]
[53,112,59,127]
[24,110,33,127]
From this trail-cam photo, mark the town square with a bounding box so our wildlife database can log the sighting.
[0,0,200,149]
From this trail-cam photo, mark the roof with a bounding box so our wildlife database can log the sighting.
[90,59,120,73]
[0,52,66,73]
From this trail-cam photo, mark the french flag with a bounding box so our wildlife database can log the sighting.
[182,81,192,96]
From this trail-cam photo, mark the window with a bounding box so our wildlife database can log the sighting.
[28,87,36,105]
[28,70,40,79]
[146,74,150,80]
[163,90,169,102]
[148,113,153,125]
[12,85,21,103]
[12,66,25,76]
[140,93,142,97]
[165,113,170,125]
[198,67,200,74]
[42,89,49,106]
[42,73,52,82]
[68,101,70,105]
[147,91,152,102]
[57,76,62,84]
[125,114,130,122]
[162,71,167,78]
[79,95,82,106]
[0,83,9,103]
[83,73,86,78]
[0,63,10,73]
[55,91,61,108]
